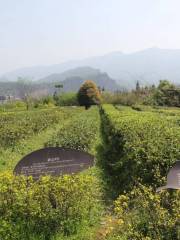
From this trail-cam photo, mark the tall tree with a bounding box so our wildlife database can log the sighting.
[136,81,140,92]
[17,77,33,110]
[155,80,180,106]
[77,80,101,109]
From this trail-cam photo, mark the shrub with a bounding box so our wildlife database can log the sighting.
[0,172,101,240]
[41,96,55,106]
[55,92,79,106]
[45,107,100,153]
[0,101,27,112]
[100,105,180,194]
[0,109,64,148]
[111,184,180,240]
[101,92,142,106]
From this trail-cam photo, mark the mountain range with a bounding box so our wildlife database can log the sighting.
[2,48,180,89]
[38,67,120,91]
[0,67,120,97]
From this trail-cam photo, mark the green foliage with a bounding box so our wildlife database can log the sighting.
[110,184,180,240]
[32,96,56,109]
[0,172,101,240]
[102,80,180,108]
[100,104,180,194]
[0,107,83,171]
[0,109,64,148]
[41,96,55,106]
[153,80,180,106]
[55,84,63,89]
[45,107,100,153]
[102,91,142,106]
[52,225,98,240]
[0,101,27,112]
[77,80,101,109]
[55,92,79,106]
[0,106,102,239]
[1,102,180,240]
[135,80,140,92]
[158,80,174,90]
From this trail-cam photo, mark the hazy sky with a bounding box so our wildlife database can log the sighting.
[0,0,180,74]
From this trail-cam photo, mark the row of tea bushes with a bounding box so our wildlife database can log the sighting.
[116,104,180,116]
[128,104,180,125]
[100,104,180,192]
[0,108,80,148]
[100,105,180,240]
[105,184,180,240]
[0,172,101,240]
[45,106,100,153]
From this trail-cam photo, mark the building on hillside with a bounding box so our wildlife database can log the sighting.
[0,95,16,104]
[0,96,6,103]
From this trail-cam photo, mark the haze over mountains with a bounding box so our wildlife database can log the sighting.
[38,67,120,91]
[2,48,180,89]
[0,67,119,96]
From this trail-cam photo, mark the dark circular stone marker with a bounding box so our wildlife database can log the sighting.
[14,147,94,179]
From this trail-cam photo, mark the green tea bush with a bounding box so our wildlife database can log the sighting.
[100,105,180,193]
[101,92,140,106]
[55,93,79,106]
[45,107,100,152]
[0,172,101,240]
[109,185,180,240]
[0,100,27,112]
[0,109,68,148]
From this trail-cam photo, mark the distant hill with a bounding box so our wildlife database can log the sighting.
[0,81,20,96]
[0,67,120,97]
[38,67,120,92]
[2,48,180,88]
[38,66,101,83]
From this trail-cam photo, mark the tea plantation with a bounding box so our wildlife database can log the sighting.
[0,105,179,239]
